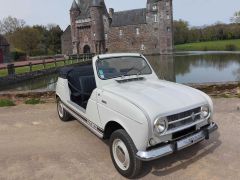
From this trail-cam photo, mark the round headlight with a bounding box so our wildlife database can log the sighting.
[154,117,168,134]
[201,106,210,119]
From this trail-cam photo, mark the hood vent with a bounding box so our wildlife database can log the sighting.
[116,77,145,84]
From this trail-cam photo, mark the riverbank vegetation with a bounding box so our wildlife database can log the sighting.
[0,99,15,107]
[173,10,240,51]
[25,98,45,105]
[175,39,240,51]
[174,20,240,45]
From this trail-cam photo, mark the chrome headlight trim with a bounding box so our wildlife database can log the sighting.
[201,105,210,119]
[153,117,168,135]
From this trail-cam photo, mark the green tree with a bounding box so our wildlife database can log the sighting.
[47,24,63,54]
[173,20,189,44]
[9,27,41,56]
[0,16,25,34]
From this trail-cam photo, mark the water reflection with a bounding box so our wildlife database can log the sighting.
[146,55,176,82]
[1,52,240,91]
[0,74,58,92]
[173,53,240,83]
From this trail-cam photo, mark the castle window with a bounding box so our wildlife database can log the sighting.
[119,30,123,36]
[152,5,157,11]
[154,14,158,22]
[141,44,145,51]
[136,28,140,35]
[105,33,108,39]
[93,33,96,37]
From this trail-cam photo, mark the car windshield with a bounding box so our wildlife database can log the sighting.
[96,56,152,80]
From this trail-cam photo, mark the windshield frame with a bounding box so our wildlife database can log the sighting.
[95,56,153,80]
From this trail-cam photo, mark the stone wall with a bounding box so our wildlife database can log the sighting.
[107,23,163,54]
[61,26,72,55]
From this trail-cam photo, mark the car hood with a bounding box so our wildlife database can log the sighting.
[103,79,208,121]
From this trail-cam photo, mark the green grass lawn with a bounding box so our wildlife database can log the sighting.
[175,39,240,51]
[0,59,79,77]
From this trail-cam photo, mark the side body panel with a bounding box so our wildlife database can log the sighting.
[97,90,149,151]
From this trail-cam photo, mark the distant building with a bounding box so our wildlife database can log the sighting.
[0,35,10,64]
[61,0,173,55]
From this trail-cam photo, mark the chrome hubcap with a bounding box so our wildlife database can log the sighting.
[112,139,130,171]
[58,101,64,118]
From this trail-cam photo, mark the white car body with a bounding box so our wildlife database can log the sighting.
[56,53,218,171]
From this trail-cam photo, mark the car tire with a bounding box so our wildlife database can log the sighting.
[110,129,142,179]
[57,98,72,122]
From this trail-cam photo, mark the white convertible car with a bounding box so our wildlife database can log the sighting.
[56,53,218,178]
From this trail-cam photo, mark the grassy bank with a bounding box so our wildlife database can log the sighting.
[0,59,79,77]
[175,39,240,51]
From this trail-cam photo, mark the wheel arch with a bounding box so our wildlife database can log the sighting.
[103,121,126,139]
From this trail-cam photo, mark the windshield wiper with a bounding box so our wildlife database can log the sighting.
[124,65,148,76]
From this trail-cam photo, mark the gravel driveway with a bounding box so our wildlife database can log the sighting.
[0,98,239,180]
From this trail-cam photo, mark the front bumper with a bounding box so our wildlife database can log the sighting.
[136,122,218,161]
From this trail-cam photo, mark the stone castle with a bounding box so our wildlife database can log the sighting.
[61,0,173,55]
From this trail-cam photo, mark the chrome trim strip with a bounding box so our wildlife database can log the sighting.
[168,112,201,125]
[62,103,104,138]
[136,122,218,161]
[165,119,205,135]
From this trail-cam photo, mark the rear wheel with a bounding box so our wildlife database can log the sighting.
[110,129,142,178]
[57,98,72,122]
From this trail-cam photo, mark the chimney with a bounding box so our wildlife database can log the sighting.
[109,8,114,18]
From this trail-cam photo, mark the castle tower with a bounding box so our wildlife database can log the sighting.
[70,0,80,54]
[90,0,105,54]
[146,0,173,54]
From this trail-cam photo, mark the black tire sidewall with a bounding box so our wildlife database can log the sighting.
[57,98,70,122]
[110,129,142,178]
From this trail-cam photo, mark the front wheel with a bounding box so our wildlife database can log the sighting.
[57,98,72,122]
[110,129,142,178]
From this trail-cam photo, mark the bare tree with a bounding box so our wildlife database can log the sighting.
[230,11,240,24]
[0,16,26,34]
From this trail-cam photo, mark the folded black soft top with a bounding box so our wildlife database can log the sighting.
[59,64,94,79]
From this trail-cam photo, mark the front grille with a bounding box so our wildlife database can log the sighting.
[167,107,201,130]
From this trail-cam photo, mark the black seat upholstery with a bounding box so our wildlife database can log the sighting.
[79,76,96,95]
[66,65,96,109]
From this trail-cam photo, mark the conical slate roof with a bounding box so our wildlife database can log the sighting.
[147,0,159,3]
[77,0,109,19]
[70,0,79,10]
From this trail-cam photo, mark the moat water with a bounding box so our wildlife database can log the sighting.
[1,51,240,91]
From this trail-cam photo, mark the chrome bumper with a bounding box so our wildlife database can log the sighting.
[136,122,218,161]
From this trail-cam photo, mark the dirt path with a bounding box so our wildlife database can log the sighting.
[0,98,239,180]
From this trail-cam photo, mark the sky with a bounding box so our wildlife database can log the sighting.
[0,0,239,30]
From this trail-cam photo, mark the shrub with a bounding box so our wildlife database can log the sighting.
[225,44,237,51]
[0,99,16,107]
[11,50,27,61]
[25,98,44,105]
[203,46,208,51]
